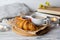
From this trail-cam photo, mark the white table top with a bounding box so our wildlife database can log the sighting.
[0,25,60,40]
[0,12,60,40]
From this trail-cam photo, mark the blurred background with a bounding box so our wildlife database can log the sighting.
[0,0,60,11]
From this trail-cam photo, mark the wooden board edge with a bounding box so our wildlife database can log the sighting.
[37,9,60,15]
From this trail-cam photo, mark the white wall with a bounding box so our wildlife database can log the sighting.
[0,0,60,11]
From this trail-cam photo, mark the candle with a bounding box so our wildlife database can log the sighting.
[50,17,57,22]
[0,25,3,29]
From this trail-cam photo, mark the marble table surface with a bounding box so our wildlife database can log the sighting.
[0,25,60,40]
[0,12,60,40]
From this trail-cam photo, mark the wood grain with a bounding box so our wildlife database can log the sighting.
[37,7,60,15]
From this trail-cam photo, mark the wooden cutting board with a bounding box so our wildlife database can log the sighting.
[37,7,60,15]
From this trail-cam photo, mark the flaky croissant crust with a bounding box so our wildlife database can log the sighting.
[14,16,38,31]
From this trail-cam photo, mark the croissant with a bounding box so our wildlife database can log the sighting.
[15,16,38,31]
[23,21,28,30]
[28,22,37,31]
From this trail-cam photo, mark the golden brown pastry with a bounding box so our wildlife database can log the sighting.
[23,21,28,30]
[28,22,37,31]
[15,16,22,21]
[14,16,38,31]
[18,20,25,29]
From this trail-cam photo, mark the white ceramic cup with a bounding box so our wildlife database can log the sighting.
[25,15,45,25]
